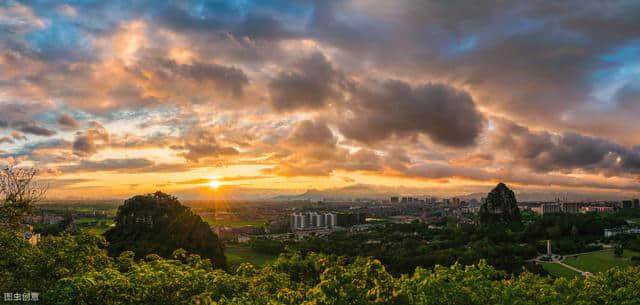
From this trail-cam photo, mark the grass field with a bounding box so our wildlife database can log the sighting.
[564,249,640,273]
[540,262,580,279]
[201,216,266,228]
[85,225,114,235]
[77,218,115,235]
[225,245,277,268]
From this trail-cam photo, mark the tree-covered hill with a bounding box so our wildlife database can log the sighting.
[104,192,226,269]
[1,230,639,305]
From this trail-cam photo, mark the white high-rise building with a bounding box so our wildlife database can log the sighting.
[291,212,338,231]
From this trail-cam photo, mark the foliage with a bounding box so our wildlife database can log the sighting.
[2,230,640,304]
[614,244,624,257]
[104,191,226,269]
[479,183,522,225]
[285,222,539,275]
[33,213,75,236]
[249,238,285,255]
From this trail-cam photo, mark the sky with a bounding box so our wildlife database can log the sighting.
[1,0,640,200]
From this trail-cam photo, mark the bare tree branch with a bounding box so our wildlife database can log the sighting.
[0,166,48,203]
[0,166,48,230]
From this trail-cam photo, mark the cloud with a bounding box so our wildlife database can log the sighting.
[138,57,249,98]
[10,131,25,141]
[492,120,640,175]
[269,52,344,111]
[0,136,14,144]
[0,1,46,34]
[58,158,153,173]
[57,113,79,128]
[5,0,640,197]
[285,119,336,146]
[175,178,211,185]
[72,122,109,156]
[17,122,56,136]
[176,128,239,163]
[338,80,486,147]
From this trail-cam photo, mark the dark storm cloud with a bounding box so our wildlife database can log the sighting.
[72,123,109,156]
[139,58,249,98]
[17,122,56,136]
[612,82,640,114]
[269,52,344,111]
[235,13,291,40]
[296,1,640,142]
[175,129,239,163]
[493,121,640,175]
[338,80,485,147]
[2,138,72,162]
[286,120,335,146]
[57,113,79,128]
[72,134,95,156]
[58,158,154,173]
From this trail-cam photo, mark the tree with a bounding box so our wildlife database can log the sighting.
[0,166,48,230]
[3,228,640,305]
[479,183,521,225]
[614,244,624,257]
[104,191,226,269]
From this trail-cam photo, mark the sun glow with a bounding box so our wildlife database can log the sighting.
[208,179,221,189]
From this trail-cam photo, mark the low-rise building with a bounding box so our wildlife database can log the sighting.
[532,203,561,215]
[581,206,614,213]
[561,202,579,213]
[604,227,640,238]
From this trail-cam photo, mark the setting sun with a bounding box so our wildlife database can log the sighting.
[208,180,221,189]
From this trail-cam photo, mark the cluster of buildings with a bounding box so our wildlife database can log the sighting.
[604,227,640,238]
[390,197,439,204]
[525,197,640,215]
[290,212,338,231]
[531,202,580,215]
[528,201,631,215]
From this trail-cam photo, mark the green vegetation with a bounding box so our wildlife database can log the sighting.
[104,192,226,269]
[225,244,277,268]
[264,222,542,275]
[539,262,580,279]
[2,230,640,304]
[628,218,640,224]
[564,249,640,273]
[245,204,634,276]
[201,216,266,228]
[82,219,114,235]
[479,183,521,225]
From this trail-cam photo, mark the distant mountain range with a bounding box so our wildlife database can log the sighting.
[267,184,634,203]
[54,183,632,203]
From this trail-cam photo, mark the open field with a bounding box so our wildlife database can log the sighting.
[84,224,114,235]
[201,216,266,228]
[539,262,580,279]
[225,245,277,268]
[76,218,115,235]
[564,249,640,273]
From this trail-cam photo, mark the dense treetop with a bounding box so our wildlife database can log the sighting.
[104,191,226,269]
[1,230,639,305]
[479,183,521,225]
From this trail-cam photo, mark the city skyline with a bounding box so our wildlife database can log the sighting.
[2,1,640,199]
